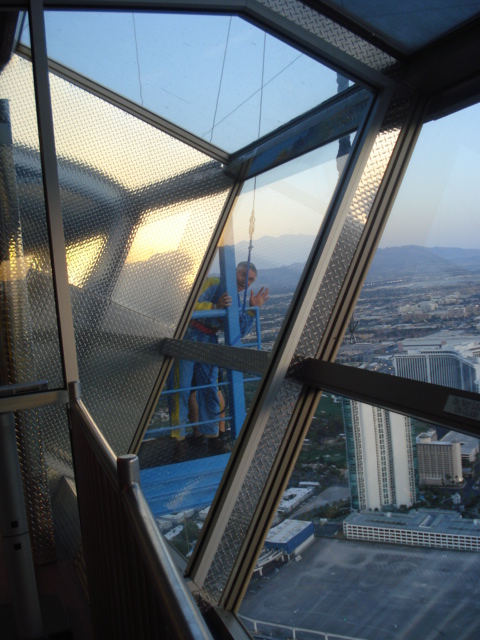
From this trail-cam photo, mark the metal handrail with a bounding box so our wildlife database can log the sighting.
[118,456,213,640]
[154,306,263,437]
[70,399,213,640]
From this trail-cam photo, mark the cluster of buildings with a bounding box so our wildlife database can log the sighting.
[395,332,479,392]
[344,331,480,513]
[153,330,480,559]
[415,429,480,486]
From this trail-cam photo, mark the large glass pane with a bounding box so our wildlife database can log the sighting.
[240,393,480,640]
[24,46,232,454]
[337,102,480,398]
[138,133,358,556]
[0,56,63,390]
[22,11,351,152]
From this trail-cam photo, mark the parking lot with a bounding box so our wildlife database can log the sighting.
[240,537,480,640]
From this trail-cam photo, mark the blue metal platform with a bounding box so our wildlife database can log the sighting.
[140,454,229,518]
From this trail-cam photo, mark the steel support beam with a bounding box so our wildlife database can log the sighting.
[298,359,480,438]
[28,0,79,385]
[187,72,396,594]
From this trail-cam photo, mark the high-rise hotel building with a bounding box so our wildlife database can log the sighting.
[395,348,476,391]
[343,400,418,511]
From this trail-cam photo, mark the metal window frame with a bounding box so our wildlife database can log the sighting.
[8,0,387,446]
[187,75,398,589]
[297,359,480,440]
[6,0,478,635]
[28,0,79,386]
[213,86,428,610]
[13,2,388,167]
[0,389,69,412]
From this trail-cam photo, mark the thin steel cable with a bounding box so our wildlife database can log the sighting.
[240,33,265,318]
[210,16,232,143]
[132,13,144,107]
[203,45,303,139]
[257,32,266,139]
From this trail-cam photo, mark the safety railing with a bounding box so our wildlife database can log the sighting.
[146,306,262,441]
[69,395,213,640]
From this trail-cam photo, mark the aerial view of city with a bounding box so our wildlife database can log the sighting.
[143,239,480,640]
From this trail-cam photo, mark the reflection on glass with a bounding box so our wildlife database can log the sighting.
[138,137,354,555]
[338,103,480,402]
[24,11,351,152]
[239,393,480,639]
[0,55,63,389]
[6,49,232,453]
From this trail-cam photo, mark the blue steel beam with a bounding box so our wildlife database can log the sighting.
[219,244,245,440]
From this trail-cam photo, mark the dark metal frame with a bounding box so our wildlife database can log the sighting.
[28,0,79,386]
[298,359,480,439]
[2,0,480,637]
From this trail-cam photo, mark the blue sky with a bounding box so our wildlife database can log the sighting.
[22,10,480,249]
[26,11,341,153]
[380,103,480,249]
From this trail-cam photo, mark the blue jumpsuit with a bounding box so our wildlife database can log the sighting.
[169,276,255,437]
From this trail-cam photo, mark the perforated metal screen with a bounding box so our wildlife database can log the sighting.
[1,56,62,562]
[44,62,233,454]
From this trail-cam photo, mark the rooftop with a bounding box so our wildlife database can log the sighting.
[441,431,480,455]
[345,509,480,537]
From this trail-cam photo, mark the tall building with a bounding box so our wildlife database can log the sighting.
[344,400,418,511]
[395,347,476,391]
[416,432,463,486]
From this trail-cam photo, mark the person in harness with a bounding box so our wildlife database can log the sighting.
[169,261,269,455]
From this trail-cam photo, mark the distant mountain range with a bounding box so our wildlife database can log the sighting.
[365,245,480,283]
[236,236,480,289]
[234,235,315,270]
[120,237,480,303]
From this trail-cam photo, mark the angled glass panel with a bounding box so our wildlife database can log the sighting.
[33,52,232,455]
[21,10,352,152]
[337,102,480,399]
[240,392,480,640]
[0,55,63,391]
[138,129,362,555]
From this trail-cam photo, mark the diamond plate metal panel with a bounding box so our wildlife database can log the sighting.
[203,378,302,600]
[255,0,397,71]
[297,95,412,358]
[201,84,415,602]
[44,65,232,454]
